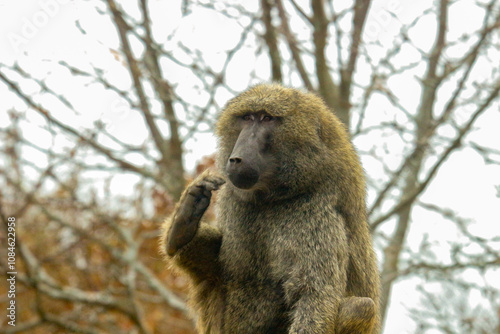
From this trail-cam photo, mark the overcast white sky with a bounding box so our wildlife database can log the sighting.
[1,1,500,333]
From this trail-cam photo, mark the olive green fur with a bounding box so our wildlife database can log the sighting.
[161,84,380,333]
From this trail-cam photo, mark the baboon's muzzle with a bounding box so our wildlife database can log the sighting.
[226,124,267,189]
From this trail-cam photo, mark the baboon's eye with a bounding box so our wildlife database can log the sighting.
[262,115,274,122]
[242,114,253,121]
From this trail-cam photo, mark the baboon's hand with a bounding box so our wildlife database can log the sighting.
[166,171,225,256]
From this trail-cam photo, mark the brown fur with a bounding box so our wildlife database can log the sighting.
[160,84,380,333]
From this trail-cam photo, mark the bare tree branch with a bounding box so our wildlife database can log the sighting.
[339,0,372,128]
[261,0,283,82]
[275,0,313,90]
[311,0,341,123]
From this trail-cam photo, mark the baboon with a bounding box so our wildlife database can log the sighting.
[161,84,380,333]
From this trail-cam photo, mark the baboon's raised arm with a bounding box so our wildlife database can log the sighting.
[160,170,225,283]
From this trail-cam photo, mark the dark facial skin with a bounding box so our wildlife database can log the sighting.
[225,112,278,189]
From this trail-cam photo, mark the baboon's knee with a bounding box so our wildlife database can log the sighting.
[337,297,376,334]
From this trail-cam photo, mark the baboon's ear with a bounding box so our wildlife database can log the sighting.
[317,121,325,143]
[316,113,333,144]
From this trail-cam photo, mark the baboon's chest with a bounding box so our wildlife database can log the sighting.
[218,203,299,282]
[219,220,273,281]
[218,223,291,333]
[219,212,292,277]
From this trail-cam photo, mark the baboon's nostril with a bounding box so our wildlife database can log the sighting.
[229,157,242,164]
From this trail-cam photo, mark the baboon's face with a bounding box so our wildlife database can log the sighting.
[216,84,339,200]
[225,111,279,190]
